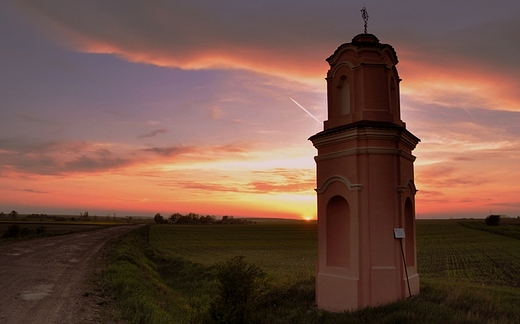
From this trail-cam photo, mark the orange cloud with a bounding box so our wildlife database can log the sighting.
[414,140,520,218]
[17,1,329,85]
[399,51,520,113]
[0,137,258,177]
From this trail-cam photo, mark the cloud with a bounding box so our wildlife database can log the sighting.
[177,177,314,195]
[141,146,194,157]
[142,142,249,158]
[178,182,241,193]
[21,188,48,194]
[247,181,314,194]
[14,112,55,125]
[415,190,448,204]
[0,137,137,176]
[209,106,224,120]
[417,164,485,188]
[248,168,315,193]
[489,202,520,209]
[62,149,130,173]
[137,128,167,139]
[0,137,258,177]
[173,169,315,194]
[16,1,520,88]
[400,58,520,114]
[16,0,331,82]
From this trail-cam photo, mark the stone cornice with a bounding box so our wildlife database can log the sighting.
[314,147,416,162]
[309,120,420,151]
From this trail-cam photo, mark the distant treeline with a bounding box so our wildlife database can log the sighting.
[0,210,137,222]
[0,211,53,220]
[154,212,254,225]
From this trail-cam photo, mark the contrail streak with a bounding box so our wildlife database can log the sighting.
[290,98,322,125]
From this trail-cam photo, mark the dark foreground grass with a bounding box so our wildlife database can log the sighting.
[101,221,520,324]
[101,226,190,323]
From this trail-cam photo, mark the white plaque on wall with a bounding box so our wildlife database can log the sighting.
[394,228,405,239]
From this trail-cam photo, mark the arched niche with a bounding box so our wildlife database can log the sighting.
[337,75,351,115]
[390,76,397,115]
[404,197,416,267]
[326,195,350,268]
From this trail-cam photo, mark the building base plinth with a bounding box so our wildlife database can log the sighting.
[316,272,358,312]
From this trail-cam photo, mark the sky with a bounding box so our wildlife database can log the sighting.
[1,1,519,220]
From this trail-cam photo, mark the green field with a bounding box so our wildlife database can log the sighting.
[101,219,520,323]
[417,220,520,288]
[149,221,316,285]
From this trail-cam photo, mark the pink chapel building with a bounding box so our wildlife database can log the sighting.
[309,33,420,312]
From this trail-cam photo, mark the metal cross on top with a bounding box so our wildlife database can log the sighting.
[361,5,369,34]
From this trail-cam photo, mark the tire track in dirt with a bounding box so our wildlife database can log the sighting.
[0,225,139,324]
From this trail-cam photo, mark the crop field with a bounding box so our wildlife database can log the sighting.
[149,219,520,288]
[103,219,520,323]
[417,220,520,288]
[148,220,317,284]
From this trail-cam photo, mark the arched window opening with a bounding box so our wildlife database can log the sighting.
[337,75,351,115]
[404,197,415,267]
[326,195,350,268]
[390,76,397,115]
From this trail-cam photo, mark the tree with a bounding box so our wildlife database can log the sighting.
[9,210,18,220]
[200,215,215,224]
[80,211,89,221]
[170,213,182,223]
[154,213,164,223]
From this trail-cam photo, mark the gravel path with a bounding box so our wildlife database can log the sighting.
[0,225,139,324]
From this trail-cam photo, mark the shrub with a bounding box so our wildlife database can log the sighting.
[36,225,47,234]
[207,256,267,324]
[20,227,32,236]
[485,215,501,226]
[2,224,21,239]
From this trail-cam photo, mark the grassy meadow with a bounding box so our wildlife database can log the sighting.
[100,219,520,323]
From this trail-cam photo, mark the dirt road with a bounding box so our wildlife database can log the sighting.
[0,225,139,324]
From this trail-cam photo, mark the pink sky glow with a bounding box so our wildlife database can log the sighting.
[1,1,519,219]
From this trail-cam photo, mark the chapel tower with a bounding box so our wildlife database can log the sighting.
[309,33,420,311]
